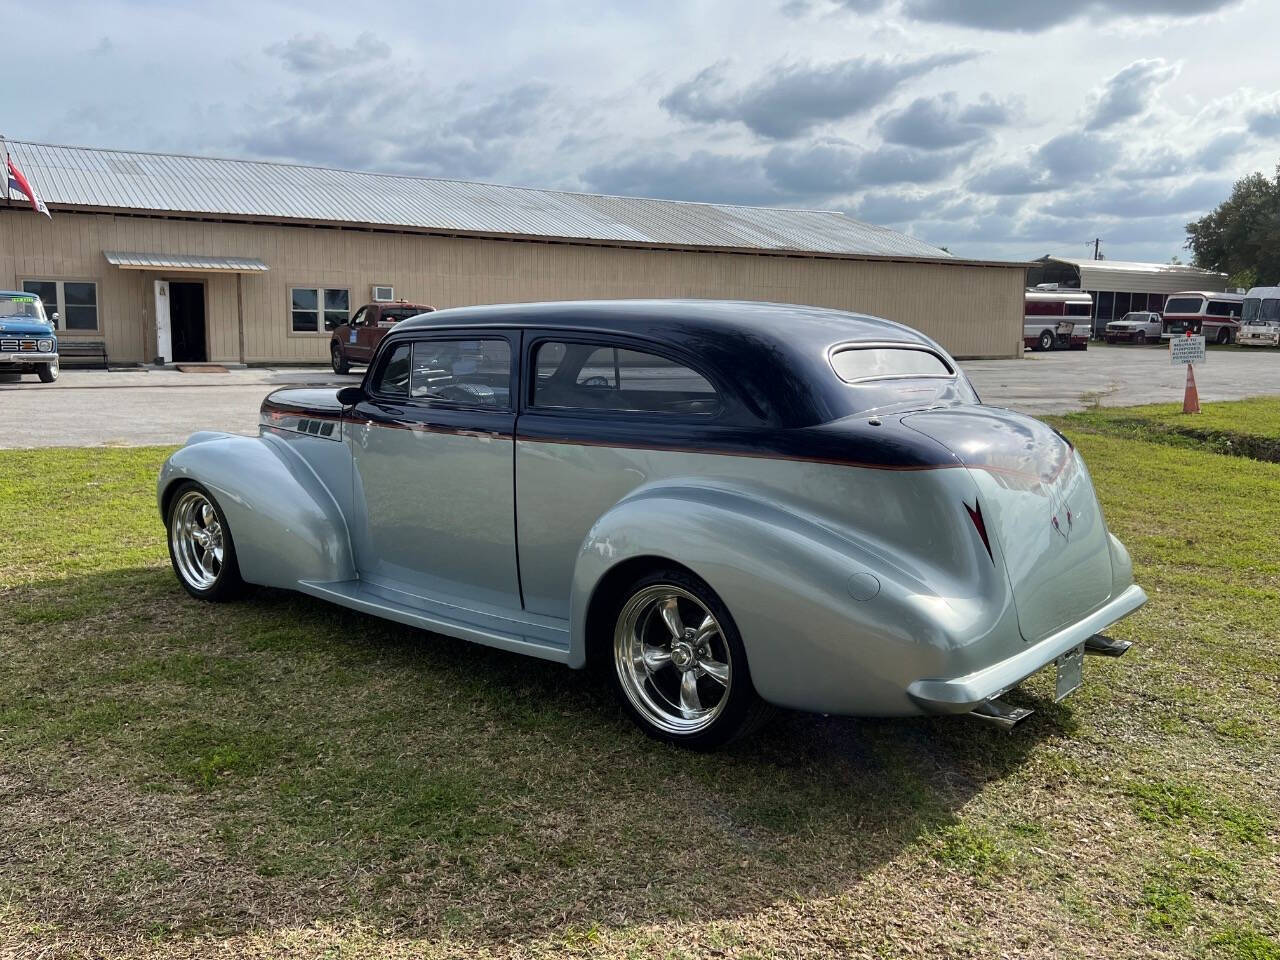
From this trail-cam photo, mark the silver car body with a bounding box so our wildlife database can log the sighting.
[158,300,1146,719]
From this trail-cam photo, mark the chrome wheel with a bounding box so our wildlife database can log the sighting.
[613,584,733,735]
[170,489,226,590]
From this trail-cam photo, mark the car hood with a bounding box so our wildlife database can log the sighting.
[0,319,55,336]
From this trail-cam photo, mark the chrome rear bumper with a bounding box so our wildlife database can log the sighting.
[907,583,1147,714]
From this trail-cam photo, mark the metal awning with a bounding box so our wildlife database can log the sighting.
[103,251,269,273]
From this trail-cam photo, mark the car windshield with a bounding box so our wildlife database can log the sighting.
[1260,299,1280,322]
[1120,313,1148,323]
[0,295,48,321]
[1163,297,1203,314]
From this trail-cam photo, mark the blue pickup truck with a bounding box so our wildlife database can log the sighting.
[0,290,59,383]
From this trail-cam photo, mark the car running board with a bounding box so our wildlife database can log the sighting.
[1084,633,1132,657]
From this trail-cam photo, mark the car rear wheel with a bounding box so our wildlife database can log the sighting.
[610,569,770,749]
[166,482,246,602]
[1037,330,1054,351]
[331,342,350,375]
[37,358,58,383]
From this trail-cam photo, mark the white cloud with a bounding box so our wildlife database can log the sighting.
[6,0,1278,263]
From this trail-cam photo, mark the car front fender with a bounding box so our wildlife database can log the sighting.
[567,477,1020,716]
[157,431,355,589]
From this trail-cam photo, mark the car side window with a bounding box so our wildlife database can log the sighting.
[374,342,411,398]
[410,338,512,409]
[531,341,720,415]
[350,307,368,328]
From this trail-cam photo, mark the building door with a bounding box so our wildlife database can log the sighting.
[169,281,207,362]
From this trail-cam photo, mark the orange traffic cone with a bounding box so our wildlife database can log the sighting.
[1183,363,1200,414]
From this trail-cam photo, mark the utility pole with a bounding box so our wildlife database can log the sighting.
[1092,238,1102,260]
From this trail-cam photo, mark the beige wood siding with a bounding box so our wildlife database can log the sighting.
[0,210,1025,363]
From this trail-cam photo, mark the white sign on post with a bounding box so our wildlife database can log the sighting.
[1170,335,1205,366]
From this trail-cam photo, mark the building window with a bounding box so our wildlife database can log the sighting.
[290,287,349,333]
[21,279,99,331]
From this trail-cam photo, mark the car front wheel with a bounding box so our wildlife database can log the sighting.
[166,482,246,602]
[331,342,350,375]
[610,569,770,749]
[37,358,58,383]
[1135,331,1147,345]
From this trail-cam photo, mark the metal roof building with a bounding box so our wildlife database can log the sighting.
[1029,255,1228,335]
[1,139,1028,365]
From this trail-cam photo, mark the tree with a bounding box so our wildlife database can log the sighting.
[1185,164,1280,286]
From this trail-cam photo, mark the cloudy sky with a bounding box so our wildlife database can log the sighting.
[9,0,1280,262]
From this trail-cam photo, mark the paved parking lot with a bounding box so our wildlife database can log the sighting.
[2,343,1277,447]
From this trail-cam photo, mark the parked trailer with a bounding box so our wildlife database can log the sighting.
[1160,291,1245,344]
[1024,288,1092,351]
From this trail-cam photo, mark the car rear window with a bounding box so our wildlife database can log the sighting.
[830,347,952,383]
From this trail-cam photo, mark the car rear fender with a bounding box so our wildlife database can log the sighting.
[157,431,355,589]
[568,476,1021,715]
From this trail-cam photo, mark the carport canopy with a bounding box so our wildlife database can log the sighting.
[103,251,269,273]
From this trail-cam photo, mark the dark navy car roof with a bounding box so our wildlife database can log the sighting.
[396,298,931,351]
[389,299,955,428]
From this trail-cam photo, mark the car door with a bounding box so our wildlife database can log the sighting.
[514,334,728,620]
[348,331,522,611]
[354,307,380,362]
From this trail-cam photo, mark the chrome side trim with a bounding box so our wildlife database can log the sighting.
[907,583,1147,714]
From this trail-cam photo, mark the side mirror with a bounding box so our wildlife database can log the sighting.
[51,312,60,324]
[336,385,365,406]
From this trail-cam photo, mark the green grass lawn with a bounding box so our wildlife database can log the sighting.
[1059,395,1280,464]
[2,404,1278,959]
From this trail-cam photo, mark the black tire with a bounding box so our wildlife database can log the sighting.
[1037,330,1055,352]
[331,342,350,375]
[37,359,58,383]
[1216,326,1231,345]
[1135,331,1147,345]
[165,481,247,602]
[608,568,772,750]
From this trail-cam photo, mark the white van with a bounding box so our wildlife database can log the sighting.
[1239,287,1280,347]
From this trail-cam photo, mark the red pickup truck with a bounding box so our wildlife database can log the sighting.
[330,301,435,374]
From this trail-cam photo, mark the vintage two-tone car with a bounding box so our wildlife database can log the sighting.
[0,290,59,382]
[158,300,1146,748]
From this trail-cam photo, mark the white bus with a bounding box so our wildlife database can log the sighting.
[1239,286,1280,347]
[1159,291,1244,344]
[1024,287,1092,351]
